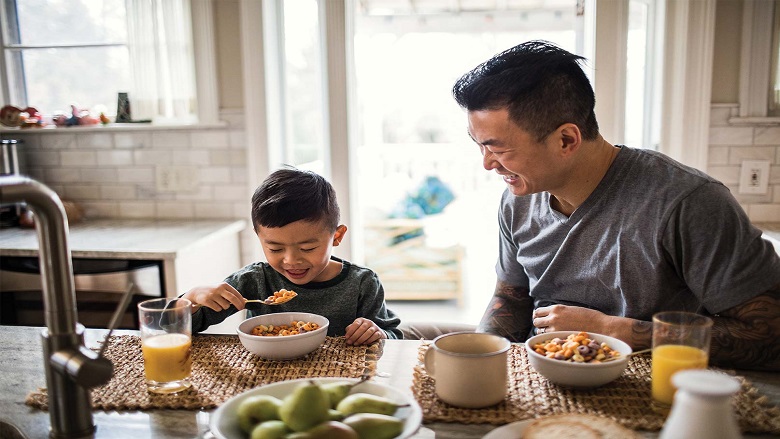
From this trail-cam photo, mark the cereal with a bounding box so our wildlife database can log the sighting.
[264,289,298,304]
[250,320,320,336]
[532,331,620,363]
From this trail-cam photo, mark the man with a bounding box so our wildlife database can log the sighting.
[452,40,780,370]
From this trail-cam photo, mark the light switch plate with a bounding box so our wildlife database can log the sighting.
[738,160,770,195]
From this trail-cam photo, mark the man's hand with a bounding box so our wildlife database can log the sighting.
[532,304,652,349]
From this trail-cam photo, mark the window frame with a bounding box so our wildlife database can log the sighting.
[0,0,219,125]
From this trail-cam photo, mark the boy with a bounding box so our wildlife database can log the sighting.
[183,167,402,345]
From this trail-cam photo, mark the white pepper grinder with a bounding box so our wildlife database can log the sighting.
[659,369,742,439]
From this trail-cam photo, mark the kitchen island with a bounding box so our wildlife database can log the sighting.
[1,326,778,439]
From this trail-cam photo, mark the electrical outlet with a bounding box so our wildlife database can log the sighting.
[156,165,198,192]
[738,160,770,195]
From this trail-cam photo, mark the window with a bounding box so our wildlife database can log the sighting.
[250,0,666,307]
[0,0,199,123]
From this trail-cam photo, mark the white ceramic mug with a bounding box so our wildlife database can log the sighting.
[424,331,510,408]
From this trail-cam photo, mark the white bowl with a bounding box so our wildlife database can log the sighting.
[524,330,632,388]
[236,312,329,360]
[210,377,422,439]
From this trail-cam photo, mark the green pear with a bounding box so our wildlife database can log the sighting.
[335,393,409,416]
[343,413,404,439]
[237,395,283,433]
[249,420,289,439]
[328,408,345,421]
[320,376,370,408]
[278,380,330,432]
[286,421,359,439]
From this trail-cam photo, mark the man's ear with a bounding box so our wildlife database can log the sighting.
[333,225,348,246]
[555,123,582,156]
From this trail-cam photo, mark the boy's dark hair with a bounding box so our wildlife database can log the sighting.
[452,40,599,142]
[251,167,340,232]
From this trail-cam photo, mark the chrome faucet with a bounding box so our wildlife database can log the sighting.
[0,176,112,439]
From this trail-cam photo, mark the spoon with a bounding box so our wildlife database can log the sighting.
[601,348,652,362]
[244,290,298,306]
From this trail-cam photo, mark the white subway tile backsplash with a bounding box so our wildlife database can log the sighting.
[114,132,152,149]
[44,133,77,149]
[119,202,156,218]
[81,168,119,183]
[706,166,740,185]
[748,202,780,222]
[172,149,210,165]
[81,201,119,218]
[156,202,195,218]
[134,150,173,166]
[26,151,60,167]
[63,185,101,200]
[61,151,97,167]
[198,167,231,183]
[45,168,81,183]
[78,133,113,149]
[708,146,729,165]
[118,167,154,183]
[96,150,133,166]
[709,127,753,145]
[152,131,191,149]
[192,130,230,148]
[729,146,776,164]
[194,202,236,219]
[753,127,780,146]
[100,185,138,200]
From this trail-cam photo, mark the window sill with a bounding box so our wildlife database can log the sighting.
[0,120,229,134]
[727,116,780,126]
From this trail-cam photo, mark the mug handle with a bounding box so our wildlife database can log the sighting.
[423,346,436,378]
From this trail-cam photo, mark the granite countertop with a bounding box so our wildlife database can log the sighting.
[0,218,247,259]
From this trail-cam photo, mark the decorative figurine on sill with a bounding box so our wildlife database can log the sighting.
[0,105,46,128]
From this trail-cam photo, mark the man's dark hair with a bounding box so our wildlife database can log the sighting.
[251,167,340,232]
[452,40,599,142]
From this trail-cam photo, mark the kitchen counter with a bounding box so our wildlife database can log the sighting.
[0,219,247,297]
[1,326,778,439]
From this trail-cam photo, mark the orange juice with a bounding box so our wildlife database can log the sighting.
[142,333,192,383]
[652,344,708,405]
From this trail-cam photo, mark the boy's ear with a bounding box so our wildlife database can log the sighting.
[333,225,348,246]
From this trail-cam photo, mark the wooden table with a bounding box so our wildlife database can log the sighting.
[0,326,777,439]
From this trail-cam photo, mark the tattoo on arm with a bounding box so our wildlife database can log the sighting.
[630,320,653,350]
[477,281,534,342]
[709,284,780,371]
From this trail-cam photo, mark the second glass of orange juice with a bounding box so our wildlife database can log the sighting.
[138,298,193,394]
[651,311,712,413]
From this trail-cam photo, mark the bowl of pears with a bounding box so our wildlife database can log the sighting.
[209,376,423,439]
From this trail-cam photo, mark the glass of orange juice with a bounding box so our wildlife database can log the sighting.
[651,311,712,413]
[138,298,193,394]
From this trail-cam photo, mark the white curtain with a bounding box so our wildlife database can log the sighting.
[126,0,197,123]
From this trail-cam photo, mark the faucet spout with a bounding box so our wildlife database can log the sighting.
[0,175,108,438]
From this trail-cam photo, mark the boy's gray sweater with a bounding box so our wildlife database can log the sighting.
[190,256,403,339]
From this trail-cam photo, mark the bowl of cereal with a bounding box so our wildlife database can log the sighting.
[524,330,632,388]
[237,312,329,360]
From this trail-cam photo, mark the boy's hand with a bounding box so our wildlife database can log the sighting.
[345,317,385,345]
[182,282,246,313]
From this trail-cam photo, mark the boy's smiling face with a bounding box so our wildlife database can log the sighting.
[256,220,347,285]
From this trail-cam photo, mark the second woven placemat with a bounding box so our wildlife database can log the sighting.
[26,334,378,411]
[413,344,780,434]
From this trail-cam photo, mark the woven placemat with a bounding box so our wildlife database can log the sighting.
[26,334,378,411]
[413,343,780,434]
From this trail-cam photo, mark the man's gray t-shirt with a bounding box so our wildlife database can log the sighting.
[191,256,402,339]
[497,146,780,321]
